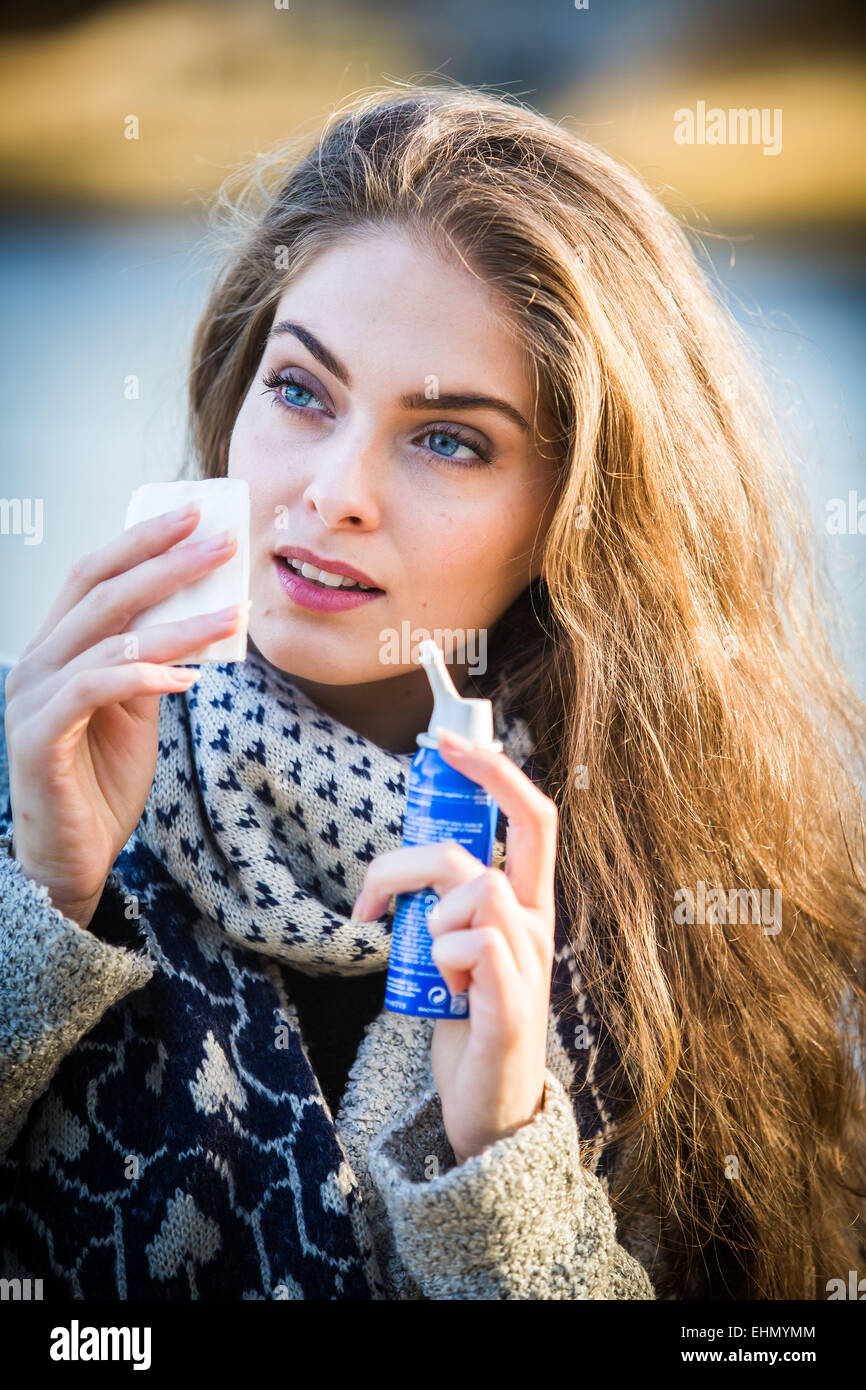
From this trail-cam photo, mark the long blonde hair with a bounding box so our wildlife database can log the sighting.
[187,81,866,1298]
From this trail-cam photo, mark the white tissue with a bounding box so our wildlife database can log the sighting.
[123,478,250,664]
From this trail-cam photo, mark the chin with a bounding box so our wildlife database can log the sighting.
[248,627,378,687]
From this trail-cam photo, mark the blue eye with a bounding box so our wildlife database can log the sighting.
[420,427,492,468]
[260,370,493,469]
[261,370,326,413]
[279,380,315,409]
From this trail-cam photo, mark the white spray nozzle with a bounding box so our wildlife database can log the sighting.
[417,640,499,749]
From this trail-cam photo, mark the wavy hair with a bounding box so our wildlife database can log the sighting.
[186,80,866,1299]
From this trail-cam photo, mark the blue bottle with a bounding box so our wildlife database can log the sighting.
[385,640,501,1019]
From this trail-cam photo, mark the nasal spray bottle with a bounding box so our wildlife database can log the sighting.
[384,640,501,1019]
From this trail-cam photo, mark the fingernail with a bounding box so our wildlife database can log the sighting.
[435,726,472,752]
[209,602,245,625]
[167,501,200,523]
[353,884,378,917]
[197,528,236,552]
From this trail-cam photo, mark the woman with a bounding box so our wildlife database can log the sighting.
[1,83,864,1301]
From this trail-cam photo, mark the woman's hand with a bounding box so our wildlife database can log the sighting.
[351,727,557,1164]
[4,503,245,930]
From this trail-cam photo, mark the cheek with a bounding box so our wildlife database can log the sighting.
[228,393,273,477]
[393,481,535,604]
[229,400,301,535]
[228,448,271,547]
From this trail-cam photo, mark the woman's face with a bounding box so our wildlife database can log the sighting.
[228,225,558,690]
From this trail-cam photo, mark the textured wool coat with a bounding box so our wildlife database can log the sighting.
[0,659,662,1300]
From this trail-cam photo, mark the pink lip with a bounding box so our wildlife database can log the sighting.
[274,556,384,612]
[274,545,380,590]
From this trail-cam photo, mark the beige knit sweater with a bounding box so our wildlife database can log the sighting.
[0,669,664,1300]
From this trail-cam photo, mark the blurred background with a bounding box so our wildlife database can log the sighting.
[0,0,863,690]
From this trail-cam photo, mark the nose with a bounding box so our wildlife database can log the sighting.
[302,428,383,530]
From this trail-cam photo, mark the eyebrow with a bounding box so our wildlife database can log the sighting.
[266,320,529,432]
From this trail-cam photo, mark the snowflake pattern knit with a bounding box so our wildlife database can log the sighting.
[0,644,543,1299]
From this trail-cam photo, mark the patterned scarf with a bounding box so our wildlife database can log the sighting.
[0,642,538,1300]
[136,639,535,976]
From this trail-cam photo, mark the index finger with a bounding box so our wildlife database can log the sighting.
[433,726,558,918]
[18,501,202,661]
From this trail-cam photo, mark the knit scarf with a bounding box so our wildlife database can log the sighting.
[136,639,535,975]
[0,642,536,1301]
